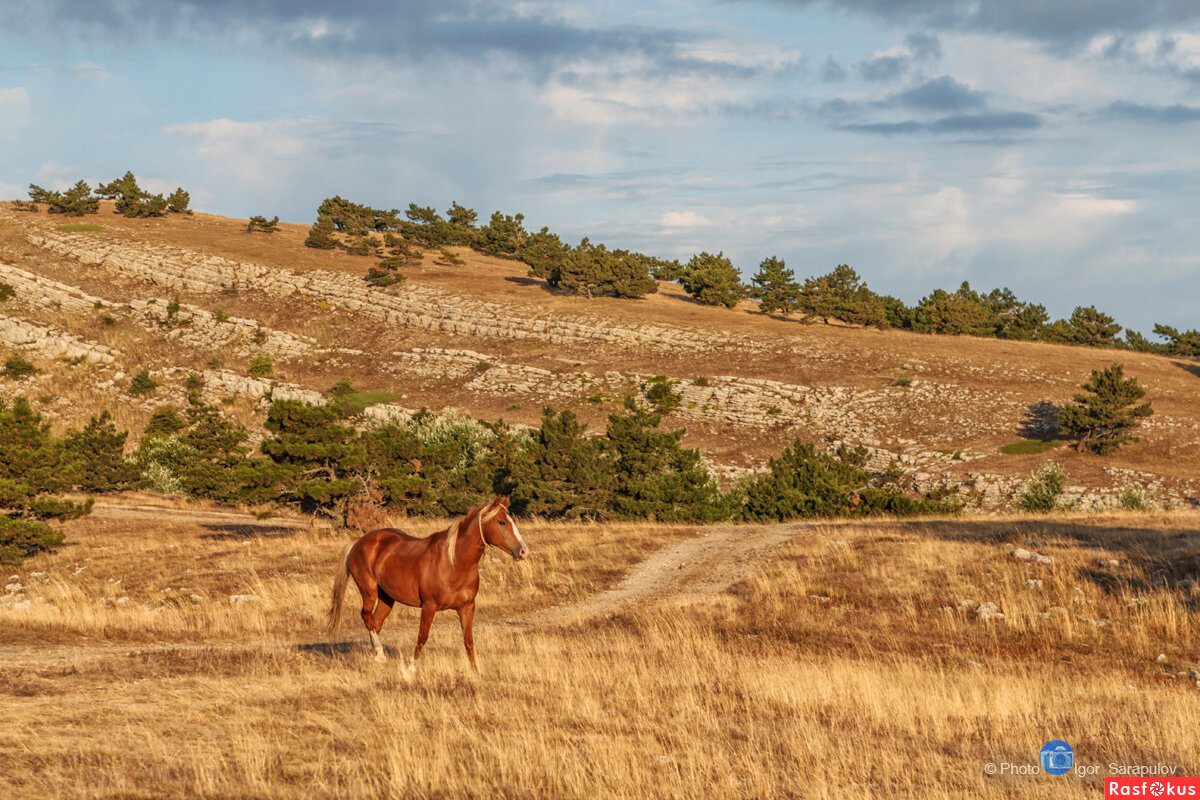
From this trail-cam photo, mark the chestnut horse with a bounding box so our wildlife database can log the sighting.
[327,495,528,670]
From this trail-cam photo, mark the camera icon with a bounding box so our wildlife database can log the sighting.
[1039,740,1075,775]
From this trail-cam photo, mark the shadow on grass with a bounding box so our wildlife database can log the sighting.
[850,517,1200,601]
[1173,359,1200,380]
[199,523,298,540]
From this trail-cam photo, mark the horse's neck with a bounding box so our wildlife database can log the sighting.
[449,516,485,570]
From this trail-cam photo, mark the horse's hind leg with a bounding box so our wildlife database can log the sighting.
[368,592,395,663]
[354,576,387,663]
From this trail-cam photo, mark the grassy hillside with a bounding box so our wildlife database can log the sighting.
[0,201,1198,512]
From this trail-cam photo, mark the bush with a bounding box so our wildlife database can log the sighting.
[0,283,14,302]
[128,369,158,396]
[1018,461,1067,512]
[248,351,274,378]
[28,181,99,216]
[0,516,64,565]
[2,355,36,379]
[1119,484,1153,511]
[246,215,280,233]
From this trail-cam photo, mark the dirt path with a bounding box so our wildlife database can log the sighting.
[516,521,810,626]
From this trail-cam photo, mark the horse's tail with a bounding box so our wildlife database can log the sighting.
[327,540,356,636]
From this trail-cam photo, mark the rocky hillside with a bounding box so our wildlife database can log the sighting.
[1,202,1198,511]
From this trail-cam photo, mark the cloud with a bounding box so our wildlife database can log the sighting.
[892,75,984,111]
[1106,100,1200,124]
[843,111,1041,135]
[13,1,709,82]
[857,52,908,82]
[660,211,713,228]
[0,86,31,112]
[754,1,1200,46]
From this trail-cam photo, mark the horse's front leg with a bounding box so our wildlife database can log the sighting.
[457,601,477,672]
[413,602,436,661]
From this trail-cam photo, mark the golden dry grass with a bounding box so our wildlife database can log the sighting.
[2,509,1198,798]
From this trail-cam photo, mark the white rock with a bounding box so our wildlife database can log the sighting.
[977,602,1005,621]
[229,594,260,606]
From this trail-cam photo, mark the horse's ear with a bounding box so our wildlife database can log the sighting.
[490,495,503,508]
[501,495,511,508]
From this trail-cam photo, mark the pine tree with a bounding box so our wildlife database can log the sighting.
[605,398,723,521]
[305,217,339,249]
[1058,363,1153,454]
[506,407,614,518]
[166,188,191,214]
[911,281,995,336]
[476,211,527,257]
[750,256,800,315]
[797,264,887,327]
[521,228,572,284]
[260,400,364,512]
[679,251,745,308]
[246,215,280,233]
[1069,305,1121,347]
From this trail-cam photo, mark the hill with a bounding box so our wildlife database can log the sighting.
[1,201,1197,511]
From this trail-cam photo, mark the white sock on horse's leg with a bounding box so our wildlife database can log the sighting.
[370,630,385,662]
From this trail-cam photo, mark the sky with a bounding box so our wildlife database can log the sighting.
[1,0,1199,337]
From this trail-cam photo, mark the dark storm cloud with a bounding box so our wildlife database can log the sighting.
[752,1,1200,46]
[1107,101,1200,124]
[842,111,1041,135]
[12,0,693,77]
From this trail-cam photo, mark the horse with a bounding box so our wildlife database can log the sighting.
[327,495,529,671]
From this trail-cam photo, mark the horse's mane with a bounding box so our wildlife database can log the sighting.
[445,500,504,566]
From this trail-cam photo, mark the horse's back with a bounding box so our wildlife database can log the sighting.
[354,527,430,562]
[350,528,435,607]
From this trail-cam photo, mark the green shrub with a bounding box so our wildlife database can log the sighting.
[2,356,36,379]
[128,370,158,396]
[248,351,273,378]
[0,283,14,302]
[246,215,280,233]
[1119,485,1153,511]
[0,516,64,565]
[1018,461,1067,512]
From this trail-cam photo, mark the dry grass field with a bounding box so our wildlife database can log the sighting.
[3,506,1198,799]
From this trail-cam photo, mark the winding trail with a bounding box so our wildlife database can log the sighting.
[516,522,809,626]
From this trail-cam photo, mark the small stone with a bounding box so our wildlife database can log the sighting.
[229,594,260,606]
[1157,653,1169,664]
[1033,554,1053,565]
[1027,539,1043,548]
[1024,579,1044,590]
[1012,548,1032,560]
[977,602,1005,621]
[1177,579,1196,591]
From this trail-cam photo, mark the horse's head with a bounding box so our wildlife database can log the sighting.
[479,496,529,561]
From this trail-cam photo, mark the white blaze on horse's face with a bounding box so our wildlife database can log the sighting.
[502,507,529,561]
